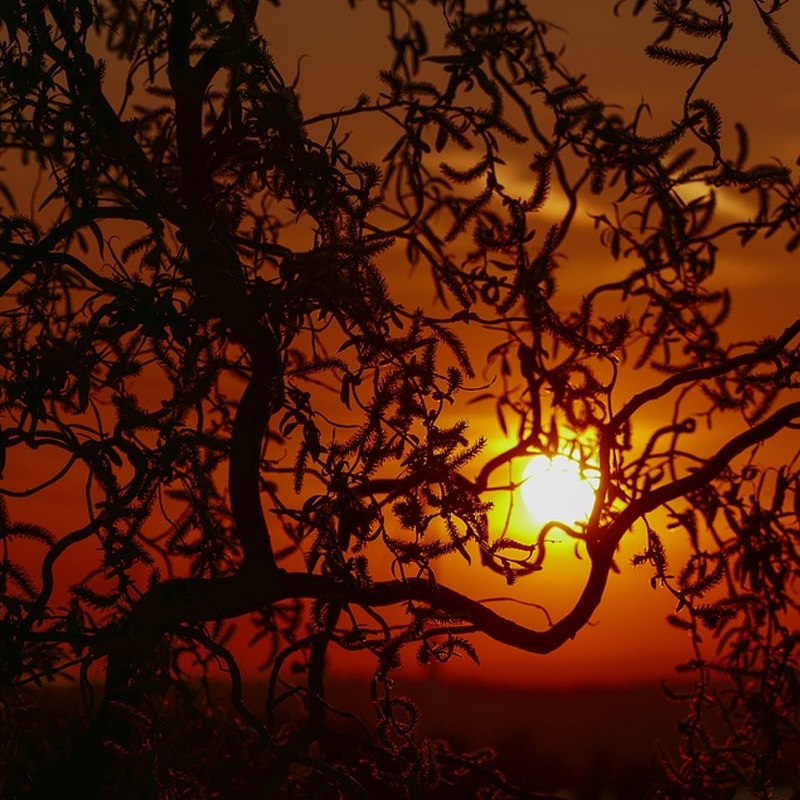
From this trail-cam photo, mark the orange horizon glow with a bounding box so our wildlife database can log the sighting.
[6,1,800,697]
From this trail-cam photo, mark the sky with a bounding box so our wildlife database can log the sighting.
[6,1,800,693]
[255,0,800,688]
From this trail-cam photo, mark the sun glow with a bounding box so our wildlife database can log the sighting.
[521,455,600,527]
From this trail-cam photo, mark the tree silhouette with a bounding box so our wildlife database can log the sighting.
[1,1,800,797]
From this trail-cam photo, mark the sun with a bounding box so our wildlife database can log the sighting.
[521,454,600,527]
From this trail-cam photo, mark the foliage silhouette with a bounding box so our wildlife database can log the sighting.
[1,0,800,797]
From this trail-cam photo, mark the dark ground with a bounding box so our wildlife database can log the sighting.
[324,676,685,799]
[10,676,685,799]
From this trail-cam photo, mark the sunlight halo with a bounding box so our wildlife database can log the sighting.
[521,454,600,527]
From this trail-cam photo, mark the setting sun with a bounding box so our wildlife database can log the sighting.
[521,455,600,527]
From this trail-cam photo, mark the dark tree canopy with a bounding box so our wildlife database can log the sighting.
[1,1,800,797]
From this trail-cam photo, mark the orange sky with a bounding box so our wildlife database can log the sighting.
[7,1,800,692]
[254,0,800,688]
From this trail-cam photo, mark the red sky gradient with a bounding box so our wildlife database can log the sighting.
[6,1,800,691]
[254,1,800,688]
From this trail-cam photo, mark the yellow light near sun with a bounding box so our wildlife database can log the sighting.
[521,455,600,526]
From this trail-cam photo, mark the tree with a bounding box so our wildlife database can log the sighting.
[1,0,800,796]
